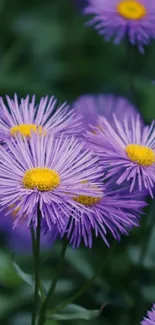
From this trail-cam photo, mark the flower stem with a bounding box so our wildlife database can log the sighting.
[37,239,68,325]
[31,209,41,325]
[48,241,116,317]
[133,200,155,325]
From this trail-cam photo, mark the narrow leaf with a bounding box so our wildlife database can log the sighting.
[47,304,100,321]
[13,262,33,286]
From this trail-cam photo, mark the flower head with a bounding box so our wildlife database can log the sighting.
[141,304,155,325]
[0,133,102,230]
[88,114,155,197]
[49,181,146,248]
[73,94,141,131]
[0,95,82,142]
[83,0,155,52]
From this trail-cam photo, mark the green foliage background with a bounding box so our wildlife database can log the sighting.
[0,0,155,324]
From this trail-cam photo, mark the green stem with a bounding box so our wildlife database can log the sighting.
[49,241,116,316]
[31,210,41,325]
[31,226,36,263]
[31,226,46,304]
[133,200,155,325]
[139,200,155,265]
[38,240,68,325]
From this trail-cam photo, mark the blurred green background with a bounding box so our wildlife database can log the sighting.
[0,0,155,324]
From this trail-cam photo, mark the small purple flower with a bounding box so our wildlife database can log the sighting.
[141,304,155,325]
[88,114,155,197]
[53,181,146,248]
[83,0,155,52]
[73,94,141,131]
[0,133,102,231]
[0,94,82,142]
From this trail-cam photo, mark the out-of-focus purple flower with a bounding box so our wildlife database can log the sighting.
[72,0,86,10]
[73,94,141,131]
[83,0,155,52]
[88,114,155,197]
[0,133,102,231]
[47,180,146,248]
[0,94,83,142]
[141,304,155,325]
[0,210,53,253]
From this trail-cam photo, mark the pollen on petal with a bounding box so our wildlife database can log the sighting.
[74,195,102,206]
[10,124,46,137]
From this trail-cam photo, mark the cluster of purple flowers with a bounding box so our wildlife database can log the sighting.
[0,92,154,251]
[83,0,155,52]
[0,2,153,324]
[75,2,155,322]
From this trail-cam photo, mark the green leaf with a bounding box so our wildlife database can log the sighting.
[66,247,94,278]
[0,289,32,319]
[13,262,33,286]
[143,226,155,269]
[44,279,76,295]
[133,78,155,122]
[128,245,141,264]
[141,285,155,302]
[0,250,21,286]
[48,304,100,321]
[13,262,46,300]
[11,313,31,325]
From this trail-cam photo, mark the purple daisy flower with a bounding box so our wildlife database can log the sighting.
[0,133,102,231]
[73,94,141,131]
[0,94,82,142]
[47,181,146,248]
[88,114,155,197]
[83,0,155,52]
[141,304,155,325]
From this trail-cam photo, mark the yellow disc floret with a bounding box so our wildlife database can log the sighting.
[117,0,147,20]
[10,124,46,137]
[22,167,60,191]
[73,181,102,206]
[125,144,155,167]
[74,195,101,206]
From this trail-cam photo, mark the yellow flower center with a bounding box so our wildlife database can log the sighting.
[10,124,46,137]
[125,144,155,166]
[117,0,147,20]
[22,167,60,191]
[73,181,102,206]
[74,195,101,206]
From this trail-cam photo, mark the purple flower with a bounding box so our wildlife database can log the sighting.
[0,210,53,253]
[83,0,155,52]
[72,0,86,9]
[0,94,82,142]
[141,304,155,325]
[50,181,146,248]
[0,133,102,231]
[73,94,141,131]
[88,114,155,197]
